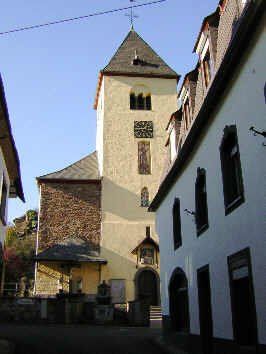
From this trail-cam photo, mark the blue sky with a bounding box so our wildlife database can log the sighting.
[0,0,216,223]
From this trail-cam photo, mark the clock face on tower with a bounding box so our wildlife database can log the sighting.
[134,121,153,138]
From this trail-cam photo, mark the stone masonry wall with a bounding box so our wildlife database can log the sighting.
[37,182,101,252]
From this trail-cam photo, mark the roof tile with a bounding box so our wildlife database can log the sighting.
[37,151,100,181]
[102,30,179,78]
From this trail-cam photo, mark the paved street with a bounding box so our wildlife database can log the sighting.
[0,323,164,354]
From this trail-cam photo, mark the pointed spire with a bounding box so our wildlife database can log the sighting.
[102,30,179,79]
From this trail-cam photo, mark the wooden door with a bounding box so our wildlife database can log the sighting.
[111,279,126,303]
[197,267,213,354]
[138,270,157,306]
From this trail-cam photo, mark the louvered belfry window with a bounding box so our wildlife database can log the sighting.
[130,91,151,110]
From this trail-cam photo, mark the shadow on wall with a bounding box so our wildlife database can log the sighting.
[102,177,153,222]
[35,236,102,263]
[43,182,101,207]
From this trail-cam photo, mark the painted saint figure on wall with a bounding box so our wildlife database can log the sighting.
[138,142,151,174]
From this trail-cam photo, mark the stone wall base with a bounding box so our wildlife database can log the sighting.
[0,296,149,327]
[162,315,266,354]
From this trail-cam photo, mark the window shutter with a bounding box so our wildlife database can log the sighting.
[232,266,249,280]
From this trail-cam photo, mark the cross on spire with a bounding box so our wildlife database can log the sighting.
[125,0,138,30]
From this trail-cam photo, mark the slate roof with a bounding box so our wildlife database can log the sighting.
[131,236,159,254]
[37,151,100,181]
[35,234,107,263]
[149,1,263,212]
[102,29,179,78]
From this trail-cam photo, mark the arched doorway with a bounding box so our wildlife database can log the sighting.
[134,267,160,306]
[138,270,157,306]
[169,268,190,332]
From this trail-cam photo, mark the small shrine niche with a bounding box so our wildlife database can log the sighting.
[131,226,159,268]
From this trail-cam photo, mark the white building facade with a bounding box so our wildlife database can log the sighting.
[149,1,266,353]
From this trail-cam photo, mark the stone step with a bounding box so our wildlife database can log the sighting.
[150,306,162,328]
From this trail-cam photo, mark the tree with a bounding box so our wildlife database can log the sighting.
[5,227,16,247]
[3,248,25,282]
[3,211,37,288]
[26,209,38,228]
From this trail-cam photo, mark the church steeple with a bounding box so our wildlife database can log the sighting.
[102,30,179,78]
[94,30,180,109]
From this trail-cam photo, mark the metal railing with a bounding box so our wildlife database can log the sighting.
[2,282,34,296]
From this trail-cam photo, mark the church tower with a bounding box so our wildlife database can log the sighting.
[34,29,179,303]
[94,29,179,304]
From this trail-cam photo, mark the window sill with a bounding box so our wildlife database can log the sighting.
[130,109,153,112]
[174,241,182,251]
[225,195,245,215]
[197,223,209,237]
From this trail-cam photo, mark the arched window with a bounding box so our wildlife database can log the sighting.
[141,187,149,207]
[173,198,182,249]
[138,142,151,174]
[130,85,152,110]
[220,125,244,215]
[195,168,208,236]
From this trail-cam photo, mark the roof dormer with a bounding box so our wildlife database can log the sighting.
[193,9,220,89]
[166,109,182,162]
[178,68,198,132]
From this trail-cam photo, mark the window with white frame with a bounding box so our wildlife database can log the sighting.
[203,48,213,87]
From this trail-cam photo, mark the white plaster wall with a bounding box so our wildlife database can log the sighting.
[99,74,178,301]
[156,23,266,342]
[96,81,105,177]
[0,147,10,246]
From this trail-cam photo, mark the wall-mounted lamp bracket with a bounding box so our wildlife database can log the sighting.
[250,126,266,146]
[184,209,195,221]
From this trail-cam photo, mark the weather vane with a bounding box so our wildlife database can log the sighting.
[125,0,138,30]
